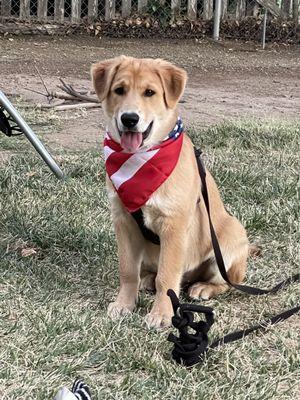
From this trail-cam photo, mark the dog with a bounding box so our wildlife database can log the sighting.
[91,56,249,329]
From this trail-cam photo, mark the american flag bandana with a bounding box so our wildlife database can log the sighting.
[104,118,184,212]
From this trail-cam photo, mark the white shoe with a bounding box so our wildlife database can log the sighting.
[53,379,92,400]
[54,387,77,400]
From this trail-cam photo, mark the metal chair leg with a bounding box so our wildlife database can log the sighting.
[0,91,64,179]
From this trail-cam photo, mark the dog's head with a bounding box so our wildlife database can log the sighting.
[91,56,187,152]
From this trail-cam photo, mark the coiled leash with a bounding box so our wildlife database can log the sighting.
[166,148,299,367]
[167,289,299,367]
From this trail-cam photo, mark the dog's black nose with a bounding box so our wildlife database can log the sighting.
[121,112,139,129]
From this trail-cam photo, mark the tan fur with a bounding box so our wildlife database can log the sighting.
[92,56,249,329]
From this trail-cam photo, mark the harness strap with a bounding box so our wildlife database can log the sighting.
[131,209,160,245]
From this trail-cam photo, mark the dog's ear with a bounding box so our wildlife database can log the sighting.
[91,56,125,102]
[156,61,187,109]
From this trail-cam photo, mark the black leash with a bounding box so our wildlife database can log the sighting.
[129,144,299,366]
[167,289,300,367]
[131,148,299,294]
[194,148,300,296]
[166,148,299,366]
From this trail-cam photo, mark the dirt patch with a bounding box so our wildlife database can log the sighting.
[0,35,299,152]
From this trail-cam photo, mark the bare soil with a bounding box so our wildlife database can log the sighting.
[0,35,299,153]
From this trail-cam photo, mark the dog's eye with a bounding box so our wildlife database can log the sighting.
[144,89,155,97]
[114,87,125,95]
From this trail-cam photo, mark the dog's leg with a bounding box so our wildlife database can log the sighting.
[188,250,248,300]
[188,281,229,300]
[188,214,249,300]
[144,219,187,329]
[108,217,144,319]
[140,244,160,292]
[139,272,156,292]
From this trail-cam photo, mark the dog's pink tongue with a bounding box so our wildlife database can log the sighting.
[121,132,143,152]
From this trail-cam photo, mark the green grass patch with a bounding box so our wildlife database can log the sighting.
[0,119,299,399]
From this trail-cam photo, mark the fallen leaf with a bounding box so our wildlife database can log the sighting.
[26,171,37,178]
[21,248,37,257]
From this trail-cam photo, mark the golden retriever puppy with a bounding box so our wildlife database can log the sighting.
[91,56,249,329]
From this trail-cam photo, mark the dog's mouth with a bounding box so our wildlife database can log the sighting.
[118,121,153,153]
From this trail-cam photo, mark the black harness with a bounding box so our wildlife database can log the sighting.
[131,147,300,366]
[131,209,160,245]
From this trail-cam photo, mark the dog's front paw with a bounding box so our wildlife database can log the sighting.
[107,301,134,320]
[144,311,172,329]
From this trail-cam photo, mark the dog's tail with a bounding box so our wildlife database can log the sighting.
[249,244,262,257]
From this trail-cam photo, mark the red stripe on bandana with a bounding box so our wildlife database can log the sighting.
[104,133,184,212]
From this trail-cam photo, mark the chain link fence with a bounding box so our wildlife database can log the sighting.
[219,0,298,42]
[0,0,299,42]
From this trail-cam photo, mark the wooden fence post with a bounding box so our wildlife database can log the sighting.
[19,0,30,19]
[235,0,246,20]
[138,0,148,12]
[171,0,181,18]
[293,0,299,25]
[253,3,260,16]
[122,0,131,17]
[105,0,115,20]
[203,0,213,20]
[256,0,284,18]
[1,0,12,16]
[71,0,82,22]
[246,1,258,16]
[38,0,48,20]
[221,0,228,19]
[88,0,99,21]
[54,0,65,22]
[281,0,291,17]
[187,0,197,20]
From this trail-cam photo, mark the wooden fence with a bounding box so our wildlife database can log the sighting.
[0,0,298,22]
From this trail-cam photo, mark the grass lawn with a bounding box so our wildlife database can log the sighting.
[0,110,299,399]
